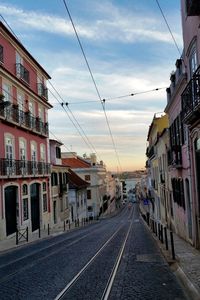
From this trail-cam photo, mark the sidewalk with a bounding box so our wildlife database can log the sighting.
[142,217,200,300]
[0,220,93,253]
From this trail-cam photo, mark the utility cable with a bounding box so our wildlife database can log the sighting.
[62,0,122,173]
[48,87,97,155]
[155,0,182,58]
[50,87,167,106]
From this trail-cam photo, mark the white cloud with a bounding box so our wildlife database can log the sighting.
[0,2,182,45]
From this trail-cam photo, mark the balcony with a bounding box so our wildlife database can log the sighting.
[38,83,48,100]
[0,104,49,137]
[182,66,200,125]
[186,0,200,16]
[0,159,50,177]
[16,63,30,84]
[147,146,155,158]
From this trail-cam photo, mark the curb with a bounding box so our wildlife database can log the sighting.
[139,213,200,300]
[174,266,200,300]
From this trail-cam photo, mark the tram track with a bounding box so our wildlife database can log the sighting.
[55,206,134,300]
[0,207,130,285]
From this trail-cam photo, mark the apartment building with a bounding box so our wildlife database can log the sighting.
[180,0,200,247]
[0,21,52,240]
[49,140,69,227]
[146,113,169,222]
[62,152,107,218]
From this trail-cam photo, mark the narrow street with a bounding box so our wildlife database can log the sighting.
[0,205,187,300]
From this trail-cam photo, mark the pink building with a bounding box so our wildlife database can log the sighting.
[0,21,52,240]
[180,0,200,248]
[165,1,200,247]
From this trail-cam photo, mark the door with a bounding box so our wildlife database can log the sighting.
[5,186,17,236]
[53,201,57,224]
[5,137,14,175]
[195,139,200,246]
[185,179,192,239]
[30,183,40,232]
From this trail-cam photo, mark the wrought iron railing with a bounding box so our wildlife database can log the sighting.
[38,83,48,100]
[16,63,30,84]
[147,146,154,158]
[0,104,48,136]
[182,65,200,123]
[0,159,50,176]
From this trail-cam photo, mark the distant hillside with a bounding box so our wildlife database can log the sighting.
[120,170,146,179]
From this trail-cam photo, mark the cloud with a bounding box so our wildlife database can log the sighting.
[0,2,182,45]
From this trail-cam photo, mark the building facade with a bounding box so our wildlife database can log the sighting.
[180,0,200,247]
[0,21,52,240]
[49,140,69,227]
[62,152,107,218]
[68,168,89,223]
[146,113,169,222]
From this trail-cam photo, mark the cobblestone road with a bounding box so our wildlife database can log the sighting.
[0,205,188,300]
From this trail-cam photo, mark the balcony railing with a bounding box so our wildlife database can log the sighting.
[0,104,49,136]
[186,0,200,16]
[182,66,200,125]
[0,159,50,177]
[147,146,155,158]
[16,63,30,84]
[38,83,48,100]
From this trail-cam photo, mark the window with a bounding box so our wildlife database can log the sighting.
[43,194,47,212]
[23,198,29,221]
[51,172,58,186]
[60,198,64,212]
[16,52,29,84]
[17,92,25,123]
[22,184,28,196]
[2,83,11,102]
[0,45,3,63]
[189,46,198,78]
[85,175,90,181]
[40,144,46,162]
[171,178,185,210]
[56,146,61,159]
[5,134,15,175]
[88,206,93,212]
[87,189,91,199]
[19,139,27,174]
[31,142,37,173]
[63,172,68,184]
[29,101,35,128]
[43,182,46,192]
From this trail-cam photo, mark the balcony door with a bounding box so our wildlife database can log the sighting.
[30,183,40,232]
[5,136,15,175]
[5,186,17,236]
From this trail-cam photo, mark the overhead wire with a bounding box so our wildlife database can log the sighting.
[62,0,122,172]
[1,86,90,161]
[1,18,104,163]
[48,86,101,159]
[155,0,184,62]
[50,87,167,106]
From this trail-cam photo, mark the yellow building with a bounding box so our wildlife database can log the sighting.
[146,113,169,222]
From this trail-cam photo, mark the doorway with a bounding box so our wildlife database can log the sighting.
[5,186,17,236]
[30,183,40,232]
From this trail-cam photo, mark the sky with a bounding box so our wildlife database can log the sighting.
[0,0,183,172]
